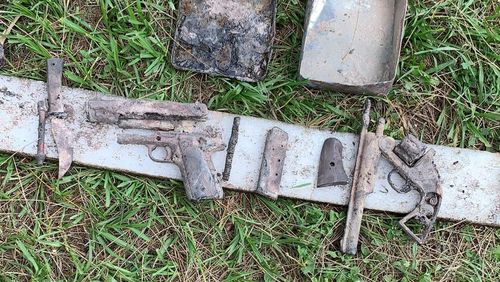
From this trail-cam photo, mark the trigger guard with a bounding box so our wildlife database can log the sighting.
[147,145,172,163]
[388,169,412,193]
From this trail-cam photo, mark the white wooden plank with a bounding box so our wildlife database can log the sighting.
[0,75,498,226]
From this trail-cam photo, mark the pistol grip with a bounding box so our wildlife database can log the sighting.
[178,137,223,201]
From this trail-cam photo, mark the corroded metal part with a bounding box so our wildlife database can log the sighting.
[299,0,407,95]
[317,138,348,187]
[340,102,443,251]
[179,135,224,200]
[47,58,65,115]
[88,97,223,201]
[117,128,225,201]
[341,100,385,255]
[256,127,288,200]
[380,135,442,244]
[86,99,208,125]
[222,117,240,181]
[51,118,74,178]
[35,100,48,165]
[118,119,175,131]
[171,0,277,82]
[393,134,426,166]
[46,58,73,178]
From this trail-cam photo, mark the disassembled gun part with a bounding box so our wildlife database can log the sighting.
[341,100,385,255]
[35,100,48,165]
[393,134,426,167]
[86,98,226,201]
[317,138,348,187]
[380,135,442,244]
[117,119,175,131]
[86,99,208,127]
[47,59,66,115]
[118,129,225,201]
[222,117,241,182]
[256,127,288,200]
[46,58,74,178]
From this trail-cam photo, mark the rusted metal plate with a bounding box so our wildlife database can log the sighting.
[256,127,289,200]
[299,0,407,95]
[171,0,276,82]
[0,75,499,226]
[50,117,74,178]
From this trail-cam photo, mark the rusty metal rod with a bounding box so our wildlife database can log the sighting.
[341,100,385,255]
[222,117,241,181]
[35,100,48,165]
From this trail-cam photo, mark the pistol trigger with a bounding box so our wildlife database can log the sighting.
[147,145,158,162]
[164,146,173,161]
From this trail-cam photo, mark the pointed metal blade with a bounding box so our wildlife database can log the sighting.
[51,118,73,178]
[317,138,348,187]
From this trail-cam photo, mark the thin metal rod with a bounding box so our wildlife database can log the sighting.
[222,117,241,181]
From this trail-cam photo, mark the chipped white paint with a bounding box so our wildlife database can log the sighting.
[0,75,499,226]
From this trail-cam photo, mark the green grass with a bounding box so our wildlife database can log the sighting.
[0,0,499,280]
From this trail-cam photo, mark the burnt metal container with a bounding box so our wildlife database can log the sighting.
[299,0,408,96]
[171,0,277,82]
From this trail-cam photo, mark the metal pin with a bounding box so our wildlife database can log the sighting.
[222,117,241,181]
[35,100,48,165]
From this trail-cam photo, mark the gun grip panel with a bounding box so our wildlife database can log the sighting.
[317,138,348,187]
[178,137,223,201]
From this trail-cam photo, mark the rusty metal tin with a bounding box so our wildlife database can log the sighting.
[299,0,408,96]
[171,0,277,82]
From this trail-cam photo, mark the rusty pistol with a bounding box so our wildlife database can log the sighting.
[117,129,225,201]
[379,135,442,244]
